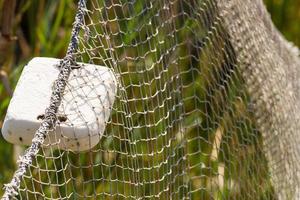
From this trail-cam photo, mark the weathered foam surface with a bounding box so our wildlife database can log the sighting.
[2,57,117,151]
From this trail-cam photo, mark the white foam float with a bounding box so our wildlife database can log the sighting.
[2,57,117,151]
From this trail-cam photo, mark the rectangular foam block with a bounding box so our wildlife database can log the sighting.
[2,57,117,151]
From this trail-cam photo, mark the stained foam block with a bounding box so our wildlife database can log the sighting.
[2,57,117,151]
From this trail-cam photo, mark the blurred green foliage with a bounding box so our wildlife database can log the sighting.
[0,0,299,198]
[0,0,76,194]
[265,0,300,47]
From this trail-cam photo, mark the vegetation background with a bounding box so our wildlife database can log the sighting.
[0,0,299,197]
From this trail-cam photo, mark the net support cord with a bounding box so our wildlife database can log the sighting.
[1,0,87,199]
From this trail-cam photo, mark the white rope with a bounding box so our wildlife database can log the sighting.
[1,0,87,199]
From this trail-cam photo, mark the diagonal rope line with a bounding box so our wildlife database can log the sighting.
[1,0,87,199]
[2,0,300,199]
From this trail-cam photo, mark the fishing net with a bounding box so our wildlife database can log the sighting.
[2,0,300,199]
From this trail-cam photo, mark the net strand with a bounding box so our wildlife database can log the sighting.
[1,0,87,199]
[2,0,300,199]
